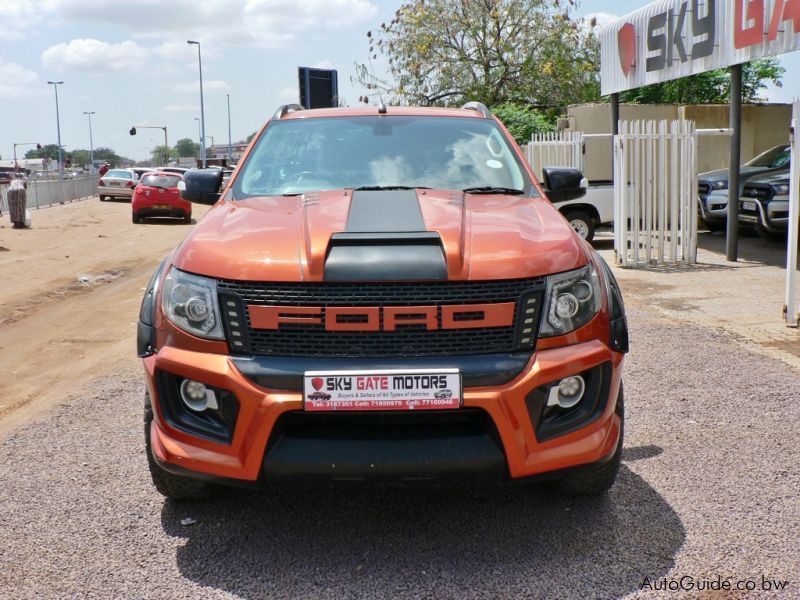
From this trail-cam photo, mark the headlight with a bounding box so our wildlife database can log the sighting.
[771,183,790,195]
[710,180,728,190]
[539,265,602,337]
[161,268,225,340]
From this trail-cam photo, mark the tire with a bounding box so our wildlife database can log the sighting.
[563,210,596,242]
[99,195,107,202]
[551,383,624,496]
[183,213,192,224]
[132,212,141,224]
[144,392,214,500]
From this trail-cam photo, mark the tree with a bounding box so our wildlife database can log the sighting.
[25,144,62,160]
[620,58,784,104]
[491,103,555,144]
[174,137,200,157]
[151,145,177,165]
[353,0,599,108]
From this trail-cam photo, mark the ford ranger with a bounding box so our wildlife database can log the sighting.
[137,102,629,499]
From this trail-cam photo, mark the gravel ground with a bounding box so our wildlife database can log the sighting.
[1,307,798,599]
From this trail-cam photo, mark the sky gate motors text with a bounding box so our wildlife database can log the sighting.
[645,0,800,73]
[324,375,449,391]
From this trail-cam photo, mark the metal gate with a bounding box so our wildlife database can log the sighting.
[525,131,583,179]
[785,99,800,327]
[614,120,698,267]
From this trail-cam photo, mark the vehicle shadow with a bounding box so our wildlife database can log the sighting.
[697,230,795,269]
[160,462,684,598]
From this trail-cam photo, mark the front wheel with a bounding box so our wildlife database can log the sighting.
[551,383,624,496]
[132,212,141,224]
[144,392,214,500]
[563,210,596,242]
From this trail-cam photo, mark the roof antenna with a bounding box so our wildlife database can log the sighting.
[378,102,387,114]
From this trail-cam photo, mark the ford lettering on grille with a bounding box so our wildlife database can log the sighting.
[248,303,516,331]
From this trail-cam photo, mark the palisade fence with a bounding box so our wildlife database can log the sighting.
[0,176,98,214]
[525,131,584,178]
[614,120,698,267]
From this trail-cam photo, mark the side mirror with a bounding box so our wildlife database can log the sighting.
[542,167,587,203]
[180,168,223,205]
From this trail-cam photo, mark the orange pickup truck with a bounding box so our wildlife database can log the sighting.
[137,102,628,499]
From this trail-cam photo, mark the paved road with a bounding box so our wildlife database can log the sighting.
[1,304,798,599]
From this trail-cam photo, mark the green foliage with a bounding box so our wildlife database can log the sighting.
[354,0,599,108]
[25,144,61,160]
[174,138,200,157]
[491,103,555,144]
[620,58,784,104]
[150,145,178,165]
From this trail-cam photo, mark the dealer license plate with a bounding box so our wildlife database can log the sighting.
[303,369,462,412]
[742,201,757,212]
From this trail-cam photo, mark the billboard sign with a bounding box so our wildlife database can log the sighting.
[600,0,800,95]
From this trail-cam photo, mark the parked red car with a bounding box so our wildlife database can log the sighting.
[131,172,191,224]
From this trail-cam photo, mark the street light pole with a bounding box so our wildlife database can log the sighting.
[194,117,201,163]
[187,40,207,168]
[83,111,95,173]
[47,81,64,178]
[227,93,232,163]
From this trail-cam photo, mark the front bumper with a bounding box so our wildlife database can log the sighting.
[738,195,790,233]
[144,340,624,486]
[698,191,728,223]
[98,185,133,198]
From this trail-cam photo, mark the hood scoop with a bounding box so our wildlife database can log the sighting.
[323,190,448,281]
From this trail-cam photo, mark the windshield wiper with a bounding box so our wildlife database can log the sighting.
[462,186,525,195]
[353,185,431,191]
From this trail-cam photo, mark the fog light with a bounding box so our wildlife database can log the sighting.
[547,375,586,409]
[179,379,219,412]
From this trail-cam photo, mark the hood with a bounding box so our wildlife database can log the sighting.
[171,189,588,282]
[744,170,790,186]
[699,165,769,182]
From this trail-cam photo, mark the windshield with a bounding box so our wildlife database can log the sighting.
[234,116,533,197]
[140,174,181,188]
[745,145,790,168]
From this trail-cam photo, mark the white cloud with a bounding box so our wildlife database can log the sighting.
[41,39,148,73]
[37,0,377,48]
[163,104,200,112]
[174,80,230,93]
[312,59,336,70]
[0,1,41,40]
[279,86,299,100]
[0,58,40,98]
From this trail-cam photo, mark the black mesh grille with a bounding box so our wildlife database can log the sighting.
[216,278,545,358]
[697,181,710,199]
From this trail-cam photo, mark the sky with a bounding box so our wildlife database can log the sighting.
[0,0,798,163]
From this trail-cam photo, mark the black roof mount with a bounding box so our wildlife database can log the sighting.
[273,104,304,120]
[461,101,491,119]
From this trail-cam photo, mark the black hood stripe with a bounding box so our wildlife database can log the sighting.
[345,190,426,232]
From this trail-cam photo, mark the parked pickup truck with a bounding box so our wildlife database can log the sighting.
[738,170,793,239]
[138,102,629,500]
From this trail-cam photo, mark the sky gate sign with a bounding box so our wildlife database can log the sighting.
[599,0,800,95]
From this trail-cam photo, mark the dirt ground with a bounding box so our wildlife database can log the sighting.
[0,198,209,437]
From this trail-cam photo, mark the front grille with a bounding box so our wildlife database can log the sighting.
[742,185,771,200]
[217,278,545,357]
[698,181,710,199]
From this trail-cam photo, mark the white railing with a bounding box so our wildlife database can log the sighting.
[614,120,698,267]
[0,176,98,213]
[785,99,800,327]
[525,131,584,179]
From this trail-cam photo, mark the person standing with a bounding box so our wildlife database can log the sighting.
[8,179,28,228]
[99,163,110,177]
